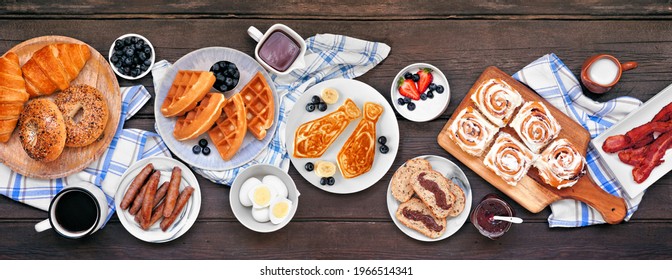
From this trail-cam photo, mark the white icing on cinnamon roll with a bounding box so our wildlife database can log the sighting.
[510,101,561,153]
[484,132,538,186]
[471,78,523,127]
[534,138,586,189]
[448,106,499,156]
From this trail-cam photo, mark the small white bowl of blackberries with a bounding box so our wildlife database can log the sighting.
[108,34,155,80]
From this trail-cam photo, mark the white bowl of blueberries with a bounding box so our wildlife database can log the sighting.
[108,34,155,80]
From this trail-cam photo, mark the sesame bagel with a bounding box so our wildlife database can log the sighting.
[54,84,109,147]
[18,98,66,162]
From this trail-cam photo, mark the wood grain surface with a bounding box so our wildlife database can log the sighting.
[437,66,627,223]
[0,36,121,179]
[0,3,671,260]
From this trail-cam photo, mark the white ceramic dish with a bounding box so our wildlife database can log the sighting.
[154,47,280,170]
[386,155,472,242]
[390,63,450,122]
[286,79,400,194]
[108,33,155,80]
[230,164,300,233]
[592,83,672,198]
[114,156,201,243]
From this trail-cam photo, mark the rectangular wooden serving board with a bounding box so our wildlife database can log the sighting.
[437,66,626,224]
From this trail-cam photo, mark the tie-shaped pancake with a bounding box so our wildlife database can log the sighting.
[337,102,384,178]
[293,98,361,158]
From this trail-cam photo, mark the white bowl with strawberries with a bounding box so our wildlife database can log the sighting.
[390,63,450,122]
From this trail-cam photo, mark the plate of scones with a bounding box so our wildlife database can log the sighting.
[386,155,471,242]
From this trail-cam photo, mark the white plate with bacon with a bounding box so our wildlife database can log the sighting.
[592,83,672,198]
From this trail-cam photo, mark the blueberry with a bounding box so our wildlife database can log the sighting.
[114,61,122,69]
[305,162,314,172]
[397,98,406,106]
[110,55,119,63]
[123,57,132,66]
[114,40,124,50]
[412,74,420,82]
[319,177,327,186]
[130,37,138,44]
[407,102,416,111]
[311,95,321,104]
[429,83,437,91]
[123,37,132,46]
[232,70,240,79]
[379,145,389,154]
[436,85,444,93]
[202,146,211,156]
[140,64,149,72]
[224,77,234,87]
[135,43,143,50]
[404,72,413,80]
[232,78,239,87]
[192,145,202,154]
[138,52,147,61]
[137,39,145,46]
[420,93,427,100]
[227,63,237,72]
[403,97,411,103]
[143,47,151,54]
[131,69,140,77]
[115,50,123,57]
[306,103,316,112]
[378,136,387,145]
[143,59,152,66]
[123,66,130,74]
[211,63,220,72]
[199,139,208,147]
[317,102,328,112]
[125,48,134,57]
[327,177,335,186]
[133,56,140,64]
[427,91,434,99]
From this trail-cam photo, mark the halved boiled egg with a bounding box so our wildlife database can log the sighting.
[251,207,270,223]
[239,177,262,207]
[262,175,288,199]
[269,198,293,225]
[248,184,277,209]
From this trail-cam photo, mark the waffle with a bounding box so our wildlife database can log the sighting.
[240,72,274,140]
[337,102,384,179]
[173,92,226,141]
[208,94,247,161]
[161,70,215,117]
[293,98,361,158]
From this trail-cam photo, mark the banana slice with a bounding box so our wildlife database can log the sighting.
[321,88,340,105]
[314,161,337,177]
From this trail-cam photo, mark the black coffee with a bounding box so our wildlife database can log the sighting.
[55,190,98,232]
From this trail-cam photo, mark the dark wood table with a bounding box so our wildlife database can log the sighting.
[1,1,671,260]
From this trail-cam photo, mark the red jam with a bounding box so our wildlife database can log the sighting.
[258,30,301,72]
[470,194,514,239]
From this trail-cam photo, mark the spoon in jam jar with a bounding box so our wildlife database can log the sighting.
[491,216,524,224]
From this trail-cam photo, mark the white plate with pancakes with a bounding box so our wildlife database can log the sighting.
[114,156,201,243]
[154,47,280,170]
[386,155,472,242]
[286,79,400,194]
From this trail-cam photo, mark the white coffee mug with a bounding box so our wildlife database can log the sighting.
[247,24,307,76]
[34,182,108,239]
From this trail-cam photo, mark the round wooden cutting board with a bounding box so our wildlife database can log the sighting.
[0,36,121,179]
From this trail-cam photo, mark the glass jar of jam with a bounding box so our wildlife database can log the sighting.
[470,194,515,239]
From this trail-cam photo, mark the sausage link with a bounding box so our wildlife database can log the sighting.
[142,200,166,230]
[153,181,169,208]
[163,166,182,217]
[129,176,152,215]
[140,170,160,229]
[120,163,154,210]
[160,186,194,231]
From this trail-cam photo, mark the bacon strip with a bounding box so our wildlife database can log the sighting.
[652,103,672,122]
[603,122,672,153]
[618,146,648,166]
[632,131,672,183]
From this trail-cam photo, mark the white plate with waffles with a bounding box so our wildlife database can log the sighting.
[154,47,280,170]
[286,79,400,194]
[386,155,472,242]
[114,156,201,243]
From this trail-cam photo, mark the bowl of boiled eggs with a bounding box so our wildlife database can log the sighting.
[230,164,300,233]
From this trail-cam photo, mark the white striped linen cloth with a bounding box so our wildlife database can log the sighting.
[0,86,170,226]
[513,53,646,227]
[152,34,391,186]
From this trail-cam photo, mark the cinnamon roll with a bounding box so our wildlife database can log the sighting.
[471,78,523,127]
[448,106,498,156]
[484,132,538,186]
[534,139,586,189]
[510,101,561,153]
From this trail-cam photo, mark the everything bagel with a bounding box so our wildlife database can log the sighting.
[54,84,109,147]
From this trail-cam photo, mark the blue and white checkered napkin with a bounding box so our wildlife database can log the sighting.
[0,86,170,226]
[513,53,646,227]
[152,34,390,185]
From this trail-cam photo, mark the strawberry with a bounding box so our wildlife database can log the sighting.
[398,77,420,100]
[416,68,433,93]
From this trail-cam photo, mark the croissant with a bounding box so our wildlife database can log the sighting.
[0,52,29,142]
[21,43,91,97]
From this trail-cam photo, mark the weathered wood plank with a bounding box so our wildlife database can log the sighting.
[1,0,671,19]
[0,221,669,259]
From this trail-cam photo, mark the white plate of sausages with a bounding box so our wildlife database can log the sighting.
[114,156,201,243]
